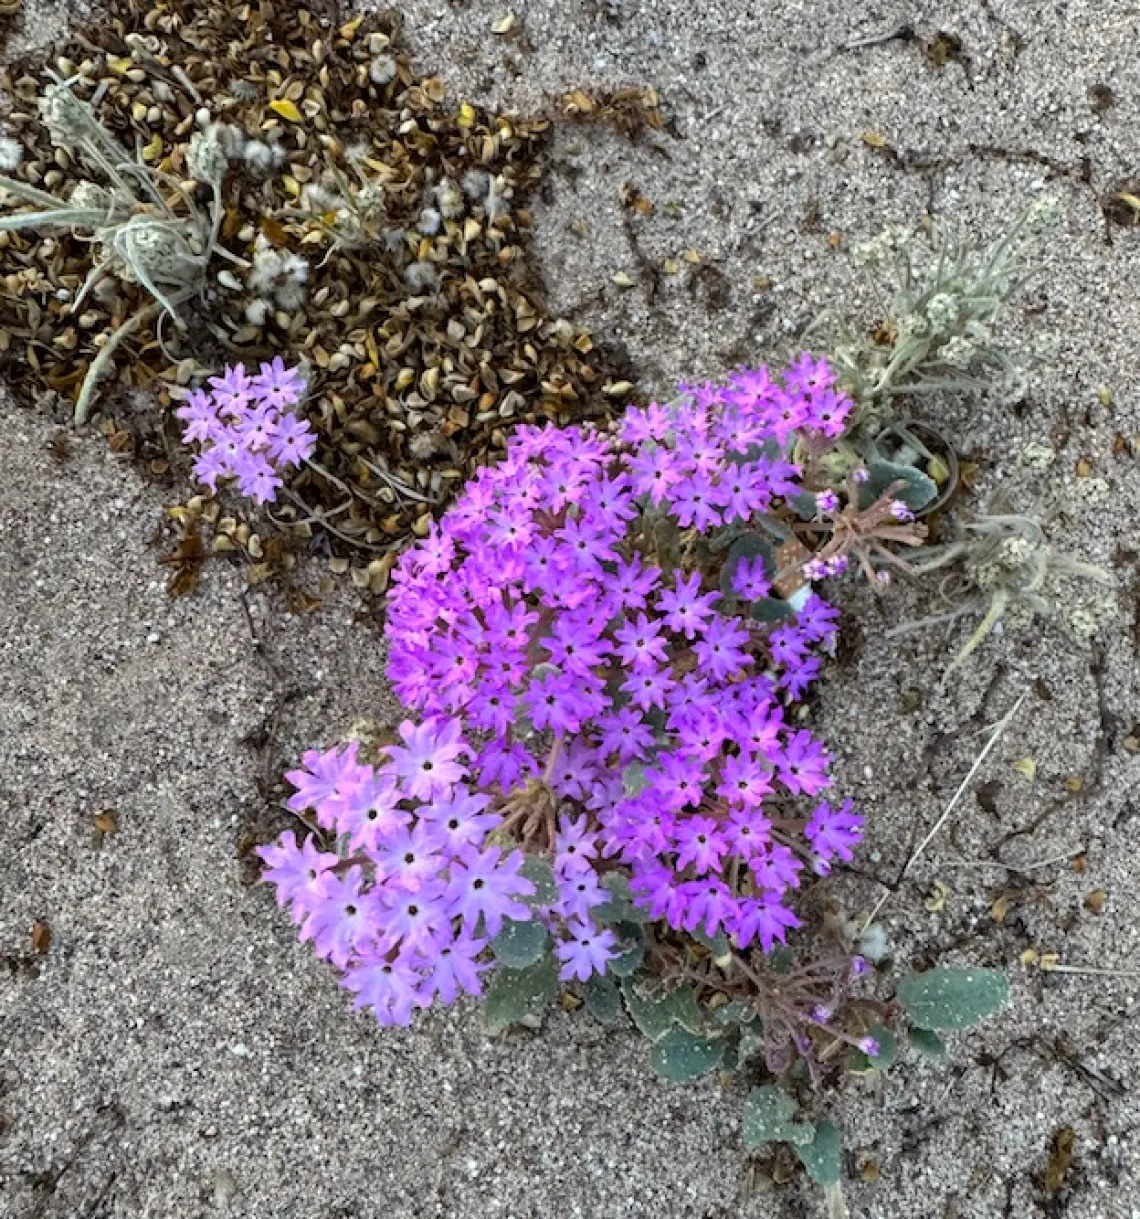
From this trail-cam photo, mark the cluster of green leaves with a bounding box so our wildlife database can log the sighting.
[483,884,1011,1194]
[739,967,1009,1211]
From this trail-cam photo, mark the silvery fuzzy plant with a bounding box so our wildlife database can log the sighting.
[837,194,1061,429]
[0,77,239,424]
[887,510,1115,678]
[808,196,1063,517]
[791,199,1115,673]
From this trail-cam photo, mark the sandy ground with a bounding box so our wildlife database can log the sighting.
[5,1,1140,1216]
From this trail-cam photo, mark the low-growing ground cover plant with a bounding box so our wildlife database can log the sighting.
[256,357,1011,1210]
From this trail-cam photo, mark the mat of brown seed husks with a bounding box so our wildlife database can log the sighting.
[0,0,650,591]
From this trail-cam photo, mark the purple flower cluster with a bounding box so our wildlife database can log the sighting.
[384,362,863,957]
[176,358,316,504]
[259,718,538,1025]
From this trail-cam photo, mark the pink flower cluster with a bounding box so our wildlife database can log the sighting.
[386,360,862,955]
[176,358,316,504]
[261,358,866,1028]
[259,719,536,1026]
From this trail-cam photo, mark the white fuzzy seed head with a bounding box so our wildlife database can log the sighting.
[274,281,306,311]
[404,260,439,293]
[370,55,397,85]
[187,124,229,187]
[0,136,23,171]
[417,207,442,236]
[462,168,490,200]
[435,180,464,219]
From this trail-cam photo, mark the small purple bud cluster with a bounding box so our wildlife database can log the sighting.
[176,358,316,504]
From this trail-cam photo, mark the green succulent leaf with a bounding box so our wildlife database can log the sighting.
[649,1026,725,1083]
[490,917,549,969]
[713,1000,757,1026]
[606,925,646,977]
[896,967,1010,1031]
[621,762,650,797]
[858,457,938,512]
[795,1121,843,1187]
[860,1024,897,1070]
[908,1026,947,1060]
[750,597,797,623]
[621,979,701,1042]
[743,1085,815,1149]
[788,489,821,520]
[593,873,652,925]
[484,955,559,1033]
[518,856,558,908]
[583,974,623,1025]
[691,926,732,962]
[737,1018,766,1064]
[766,946,794,974]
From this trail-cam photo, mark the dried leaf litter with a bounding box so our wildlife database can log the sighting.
[0,0,638,557]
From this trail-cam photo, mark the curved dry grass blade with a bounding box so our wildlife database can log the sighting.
[74,288,195,425]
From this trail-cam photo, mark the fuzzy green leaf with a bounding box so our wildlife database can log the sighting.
[621,761,649,796]
[690,926,732,961]
[750,597,797,623]
[649,1026,725,1083]
[713,1000,757,1026]
[795,1121,843,1187]
[789,489,821,520]
[737,1019,766,1064]
[896,967,1010,1031]
[858,457,938,512]
[606,925,646,977]
[483,956,559,1033]
[908,1026,946,1060]
[621,979,701,1042]
[766,946,794,974]
[593,873,651,925]
[490,917,548,969]
[583,974,623,1025]
[518,856,558,908]
[743,1086,815,1149]
[866,1023,897,1069]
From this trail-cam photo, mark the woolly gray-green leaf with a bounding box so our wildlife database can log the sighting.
[490,917,548,969]
[858,457,938,512]
[518,856,558,908]
[896,967,1010,1031]
[483,956,559,1033]
[713,1000,756,1027]
[866,1024,897,1069]
[621,980,700,1042]
[606,925,645,977]
[795,1121,843,1187]
[583,974,623,1025]
[750,597,797,623]
[743,1086,815,1149]
[649,1027,725,1083]
[593,873,651,925]
[908,1026,946,1060]
[737,1018,766,1064]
